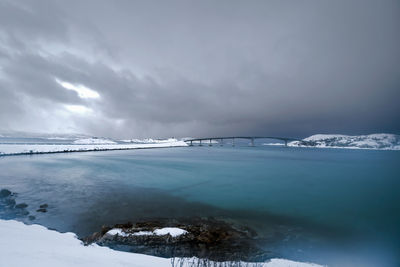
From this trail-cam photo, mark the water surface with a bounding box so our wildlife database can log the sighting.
[0,146,399,266]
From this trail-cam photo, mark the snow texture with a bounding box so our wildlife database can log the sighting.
[73,138,117,144]
[119,138,181,144]
[106,227,188,238]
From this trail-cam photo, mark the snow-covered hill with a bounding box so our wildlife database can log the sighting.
[289,134,400,150]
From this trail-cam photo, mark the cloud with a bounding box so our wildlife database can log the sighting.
[56,78,100,99]
[0,0,399,138]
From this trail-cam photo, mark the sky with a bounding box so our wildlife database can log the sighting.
[0,0,399,139]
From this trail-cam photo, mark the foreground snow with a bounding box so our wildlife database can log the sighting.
[289,133,400,150]
[0,219,324,267]
[0,140,187,156]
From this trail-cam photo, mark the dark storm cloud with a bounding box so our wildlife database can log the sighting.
[0,0,399,138]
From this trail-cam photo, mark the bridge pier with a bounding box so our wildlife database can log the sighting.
[209,139,212,146]
[199,140,202,146]
[232,138,235,147]
[251,138,254,147]
[284,140,287,147]
[189,140,193,146]
[220,138,223,146]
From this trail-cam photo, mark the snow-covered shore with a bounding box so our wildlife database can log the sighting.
[288,133,400,150]
[0,219,324,267]
[0,140,187,156]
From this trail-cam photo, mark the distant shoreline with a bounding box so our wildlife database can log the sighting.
[0,142,187,157]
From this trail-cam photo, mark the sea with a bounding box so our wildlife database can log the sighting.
[0,143,399,266]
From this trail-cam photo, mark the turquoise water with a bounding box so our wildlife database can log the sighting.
[0,146,399,266]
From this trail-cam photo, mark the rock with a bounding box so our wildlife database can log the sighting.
[36,208,47,213]
[15,203,28,209]
[4,198,16,207]
[20,210,29,216]
[39,204,48,209]
[85,218,269,262]
[28,215,36,221]
[0,189,12,198]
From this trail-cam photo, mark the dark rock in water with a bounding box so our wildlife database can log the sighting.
[84,217,270,262]
[15,203,28,209]
[36,204,49,212]
[28,215,36,221]
[4,198,16,207]
[0,189,12,198]
[36,208,47,213]
[20,210,29,216]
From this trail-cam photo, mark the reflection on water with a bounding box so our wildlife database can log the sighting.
[0,146,399,266]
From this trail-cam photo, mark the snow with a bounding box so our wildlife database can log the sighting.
[0,140,188,156]
[154,227,188,237]
[73,138,117,144]
[0,219,325,267]
[106,227,188,238]
[289,133,400,150]
[120,138,182,144]
[263,143,285,146]
[106,228,130,237]
[133,231,154,236]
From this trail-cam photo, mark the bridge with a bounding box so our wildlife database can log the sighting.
[184,136,301,147]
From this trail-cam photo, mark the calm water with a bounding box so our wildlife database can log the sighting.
[0,146,399,266]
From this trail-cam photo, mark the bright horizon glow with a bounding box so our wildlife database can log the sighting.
[55,78,100,99]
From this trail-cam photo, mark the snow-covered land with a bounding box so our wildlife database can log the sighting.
[263,143,286,146]
[0,139,187,156]
[119,138,181,144]
[0,219,324,267]
[73,138,117,144]
[289,134,400,150]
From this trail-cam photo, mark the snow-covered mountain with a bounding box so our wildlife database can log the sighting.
[289,134,400,150]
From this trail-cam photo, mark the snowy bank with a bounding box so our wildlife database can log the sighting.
[288,133,400,150]
[0,140,187,156]
[0,219,324,267]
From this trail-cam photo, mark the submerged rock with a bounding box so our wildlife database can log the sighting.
[0,189,12,198]
[84,217,269,262]
[36,208,47,213]
[0,189,31,219]
[4,198,16,207]
[15,203,28,209]
[39,204,48,209]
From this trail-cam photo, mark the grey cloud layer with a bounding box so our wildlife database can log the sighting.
[0,0,399,138]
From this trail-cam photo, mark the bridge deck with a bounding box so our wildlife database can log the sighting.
[185,136,300,142]
[184,136,300,147]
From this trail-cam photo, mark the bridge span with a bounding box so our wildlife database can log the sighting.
[184,136,300,147]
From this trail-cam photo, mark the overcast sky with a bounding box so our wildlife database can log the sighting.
[0,0,399,138]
